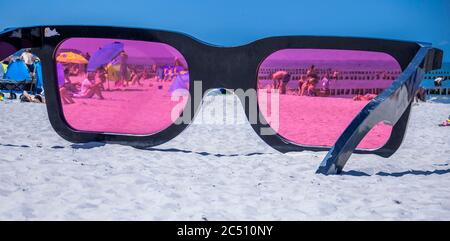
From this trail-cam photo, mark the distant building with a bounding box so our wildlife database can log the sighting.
[421,63,450,95]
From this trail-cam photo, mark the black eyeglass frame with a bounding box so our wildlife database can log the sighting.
[0,26,443,174]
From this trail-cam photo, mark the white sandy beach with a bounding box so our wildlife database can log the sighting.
[0,94,449,220]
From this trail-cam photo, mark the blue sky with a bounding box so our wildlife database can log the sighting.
[1,0,449,62]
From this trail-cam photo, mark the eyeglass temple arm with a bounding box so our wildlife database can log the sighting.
[316,46,443,175]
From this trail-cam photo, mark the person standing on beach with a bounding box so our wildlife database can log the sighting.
[174,58,187,73]
[332,70,339,93]
[280,73,291,94]
[268,72,276,89]
[118,51,128,87]
[306,65,318,80]
[20,49,35,75]
[305,65,319,96]
[320,74,330,94]
[434,76,444,87]
[270,70,288,91]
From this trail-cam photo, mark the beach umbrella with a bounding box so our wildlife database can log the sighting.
[87,42,124,72]
[56,52,88,64]
[4,60,31,81]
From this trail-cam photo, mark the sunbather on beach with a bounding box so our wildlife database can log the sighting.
[353,93,377,101]
[300,79,310,96]
[439,115,450,127]
[298,75,307,95]
[302,76,319,96]
[20,91,45,103]
[306,79,318,96]
[114,51,129,87]
[60,87,75,104]
[74,73,104,99]
[63,68,80,93]
[70,64,80,76]
[59,68,76,104]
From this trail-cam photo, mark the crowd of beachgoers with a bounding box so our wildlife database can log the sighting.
[259,64,396,101]
[1,47,449,107]
[58,51,188,105]
[0,49,45,103]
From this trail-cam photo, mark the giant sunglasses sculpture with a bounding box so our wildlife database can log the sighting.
[0,26,443,175]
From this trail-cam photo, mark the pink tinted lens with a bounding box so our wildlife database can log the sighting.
[56,38,189,135]
[257,49,402,149]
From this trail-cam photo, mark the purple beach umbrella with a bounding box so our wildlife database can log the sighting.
[87,42,124,72]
